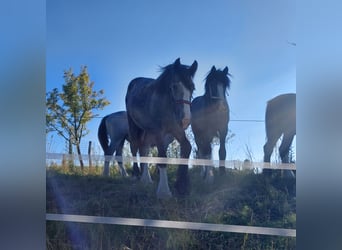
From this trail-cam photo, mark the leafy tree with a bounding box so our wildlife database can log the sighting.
[46,66,110,169]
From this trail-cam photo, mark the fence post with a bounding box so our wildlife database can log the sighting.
[88,141,92,168]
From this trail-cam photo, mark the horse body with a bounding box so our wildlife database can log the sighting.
[263,93,296,175]
[98,111,129,177]
[191,66,231,182]
[125,58,197,198]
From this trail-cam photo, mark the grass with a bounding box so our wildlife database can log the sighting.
[46,164,296,249]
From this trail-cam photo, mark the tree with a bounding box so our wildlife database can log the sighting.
[46,66,110,169]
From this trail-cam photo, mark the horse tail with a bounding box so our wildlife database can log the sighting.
[98,115,109,153]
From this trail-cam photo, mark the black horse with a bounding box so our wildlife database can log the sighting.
[97,111,130,177]
[125,58,197,198]
[263,93,296,176]
[191,66,231,182]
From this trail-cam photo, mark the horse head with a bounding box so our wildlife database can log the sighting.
[204,65,231,111]
[159,58,197,129]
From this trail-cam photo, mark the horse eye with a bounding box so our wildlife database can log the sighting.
[171,84,178,92]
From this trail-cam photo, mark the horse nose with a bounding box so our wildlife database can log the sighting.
[182,117,191,129]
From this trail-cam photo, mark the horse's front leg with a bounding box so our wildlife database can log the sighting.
[156,145,172,199]
[115,144,129,177]
[139,144,153,184]
[219,128,228,175]
[197,142,214,184]
[174,133,191,196]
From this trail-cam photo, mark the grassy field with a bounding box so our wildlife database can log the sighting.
[46,164,296,250]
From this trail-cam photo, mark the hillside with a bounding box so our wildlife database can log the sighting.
[46,165,296,249]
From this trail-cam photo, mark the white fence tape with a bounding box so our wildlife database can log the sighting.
[46,213,296,237]
[46,153,296,170]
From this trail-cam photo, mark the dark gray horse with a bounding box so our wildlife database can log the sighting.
[191,66,231,182]
[125,58,197,198]
[263,93,296,176]
[97,111,130,177]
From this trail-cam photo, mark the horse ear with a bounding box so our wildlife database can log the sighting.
[223,66,229,75]
[189,60,198,76]
[174,58,181,66]
[211,66,216,72]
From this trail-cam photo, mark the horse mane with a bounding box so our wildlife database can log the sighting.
[204,67,231,96]
[156,62,195,92]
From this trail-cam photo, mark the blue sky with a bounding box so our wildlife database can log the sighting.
[46,0,295,162]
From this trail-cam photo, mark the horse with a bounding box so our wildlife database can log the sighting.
[97,111,130,177]
[263,93,296,176]
[125,58,197,198]
[191,66,231,182]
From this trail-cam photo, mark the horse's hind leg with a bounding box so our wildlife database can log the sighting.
[103,145,115,176]
[279,133,295,163]
[279,133,295,177]
[263,132,280,175]
[115,139,128,177]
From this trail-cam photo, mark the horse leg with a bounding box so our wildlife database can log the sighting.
[218,128,228,175]
[156,143,172,199]
[127,115,142,179]
[139,144,153,184]
[174,133,192,196]
[279,133,295,178]
[130,144,141,179]
[103,145,115,177]
[115,139,128,177]
[263,131,281,176]
[198,142,213,184]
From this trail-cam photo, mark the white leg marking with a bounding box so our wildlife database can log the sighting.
[156,167,172,199]
[140,163,153,184]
